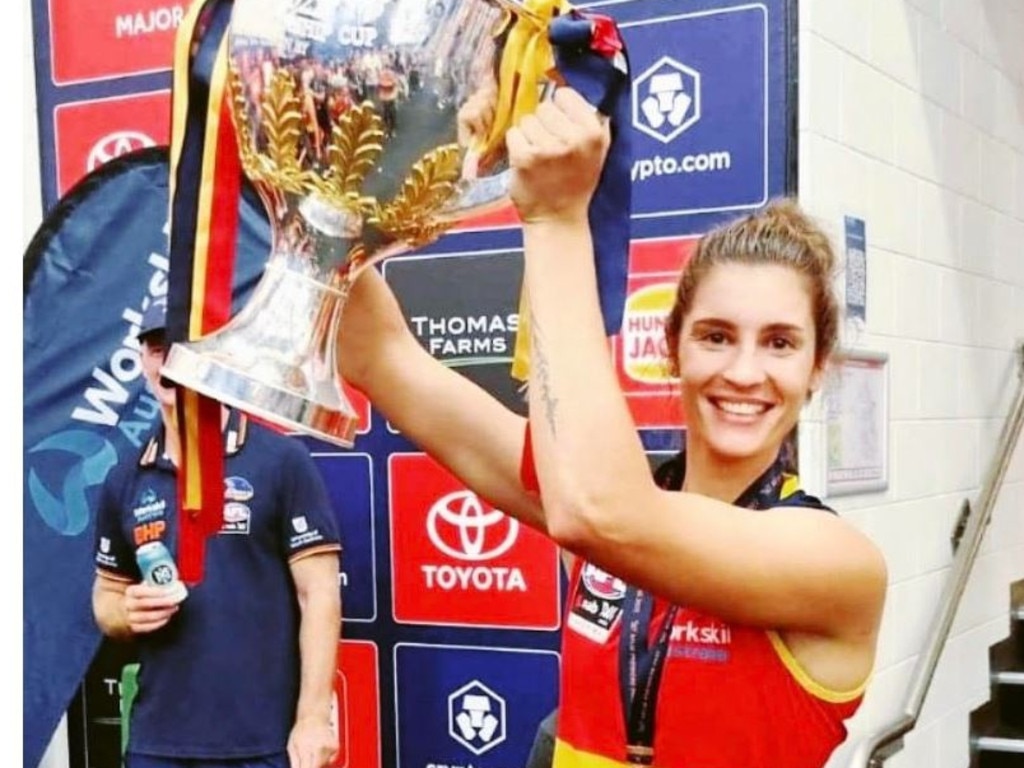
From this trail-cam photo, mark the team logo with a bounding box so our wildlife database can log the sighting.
[633,56,701,143]
[224,476,255,502]
[581,563,628,600]
[292,516,309,534]
[426,490,519,562]
[448,680,506,755]
[26,430,119,536]
[86,131,157,173]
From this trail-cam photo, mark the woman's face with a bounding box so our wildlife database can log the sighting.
[675,263,823,467]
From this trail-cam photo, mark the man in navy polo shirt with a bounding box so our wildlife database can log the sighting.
[92,297,343,768]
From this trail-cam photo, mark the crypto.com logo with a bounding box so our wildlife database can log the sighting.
[27,430,118,536]
[448,680,506,755]
[425,490,519,562]
[632,56,701,143]
[86,131,156,172]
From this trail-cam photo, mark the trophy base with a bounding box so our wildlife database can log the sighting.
[161,343,359,448]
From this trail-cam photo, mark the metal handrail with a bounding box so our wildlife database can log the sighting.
[848,340,1024,768]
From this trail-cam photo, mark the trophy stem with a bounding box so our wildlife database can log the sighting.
[162,258,359,448]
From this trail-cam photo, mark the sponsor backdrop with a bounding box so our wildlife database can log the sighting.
[26,1,794,766]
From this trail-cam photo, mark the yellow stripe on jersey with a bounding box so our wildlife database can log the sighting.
[767,631,868,703]
[780,473,800,501]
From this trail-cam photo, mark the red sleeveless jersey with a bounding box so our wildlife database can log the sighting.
[554,561,865,768]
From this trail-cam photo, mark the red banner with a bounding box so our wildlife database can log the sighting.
[48,0,183,84]
[53,90,171,196]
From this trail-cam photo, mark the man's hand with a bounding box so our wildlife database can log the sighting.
[123,583,184,634]
[287,715,339,768]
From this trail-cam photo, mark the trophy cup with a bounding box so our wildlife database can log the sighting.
[161,0,555,446]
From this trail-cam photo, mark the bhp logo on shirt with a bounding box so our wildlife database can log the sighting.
[388,453,560,629]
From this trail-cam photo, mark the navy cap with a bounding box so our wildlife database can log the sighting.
[137,297,167,342]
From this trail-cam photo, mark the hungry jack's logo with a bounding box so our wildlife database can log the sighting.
[614,238,698,430]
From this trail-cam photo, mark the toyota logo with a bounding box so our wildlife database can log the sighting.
[425,490,518,562]
[86,131,156,171]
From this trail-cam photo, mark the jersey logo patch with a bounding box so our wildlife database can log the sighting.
[567,563,627,643]
[220,502,252,535]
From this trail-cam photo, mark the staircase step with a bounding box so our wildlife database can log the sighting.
[993,675,1024,729]
[976,724,1024,768]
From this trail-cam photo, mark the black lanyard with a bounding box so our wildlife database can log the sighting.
[618,586,679,765]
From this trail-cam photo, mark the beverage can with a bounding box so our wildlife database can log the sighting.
[135,541,188,601]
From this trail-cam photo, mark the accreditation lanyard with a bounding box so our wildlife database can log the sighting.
[618,586,680,765]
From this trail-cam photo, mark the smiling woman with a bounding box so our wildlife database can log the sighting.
[336,88,886,768]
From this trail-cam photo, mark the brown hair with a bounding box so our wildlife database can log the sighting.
[664,198,840,372]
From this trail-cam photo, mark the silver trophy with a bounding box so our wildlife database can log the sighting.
[162,0,555,446]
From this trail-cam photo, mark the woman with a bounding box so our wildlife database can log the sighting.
[338,87,886,768]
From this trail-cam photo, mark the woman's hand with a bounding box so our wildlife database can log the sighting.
[507,87,610,225]
[457,79,498,179]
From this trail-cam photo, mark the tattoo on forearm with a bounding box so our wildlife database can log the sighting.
[531,323,558,437]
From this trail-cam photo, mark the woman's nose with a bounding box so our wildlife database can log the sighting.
[721,345,766,387]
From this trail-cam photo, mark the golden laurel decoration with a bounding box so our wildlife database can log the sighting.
[230,67,463,247]
[370,144,463,246]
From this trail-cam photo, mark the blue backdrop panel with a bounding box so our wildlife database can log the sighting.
[394,644,560,768]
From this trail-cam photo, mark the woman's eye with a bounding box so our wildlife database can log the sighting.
[702,331,728,344]
[768,336,794,350]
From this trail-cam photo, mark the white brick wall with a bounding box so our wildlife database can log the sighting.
[798,2,1024,767]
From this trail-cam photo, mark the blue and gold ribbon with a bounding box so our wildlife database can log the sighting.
[503,5,632,381]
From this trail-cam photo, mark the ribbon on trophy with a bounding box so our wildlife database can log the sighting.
[493,1,632,382]
[165,0,241,583]
[496,3,632,492]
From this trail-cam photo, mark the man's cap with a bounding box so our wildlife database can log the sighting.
[138,297,167,342]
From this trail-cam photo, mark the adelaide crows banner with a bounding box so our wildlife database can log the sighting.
[23,148,269,767]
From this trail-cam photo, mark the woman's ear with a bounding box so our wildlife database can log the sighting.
[807,362,826,399]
